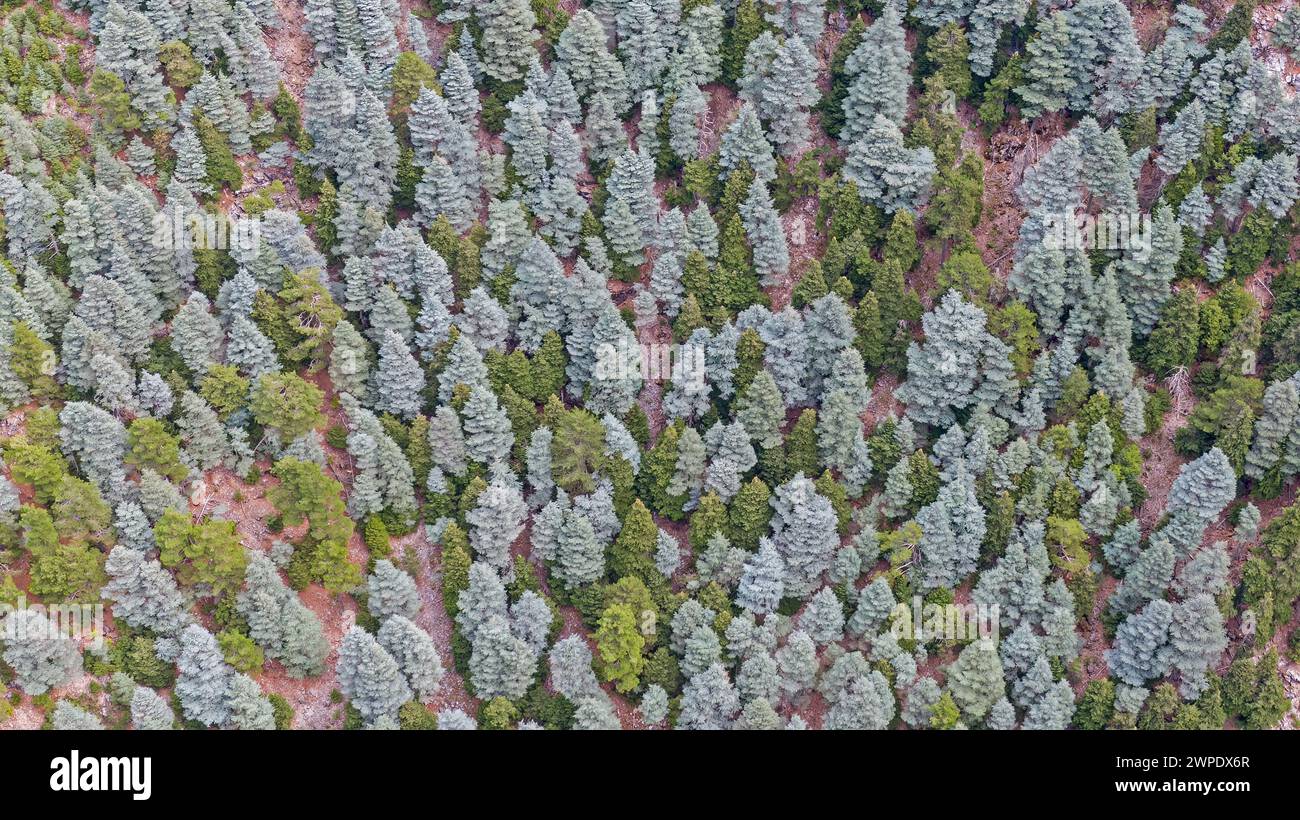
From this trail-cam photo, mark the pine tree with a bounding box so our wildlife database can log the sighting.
[769,473,839,598]
[376,614,444,701]
[1168,593,1228,698]
[676,663,741,729]
[843,4,910,139]
[1167,447,1237,527]
[595,603,645,693]
[469,614,537,699]
[368,559,420,621]
[103,546,190,636]
[1,609,83,695]
[735,369,786,450]
[176,624,234,726]
[466,475,526,571]
[1107,599,1173,686]
[131,685,175,730]
[548,633,601,701]
[337,625,413,725]
[843,115,936,214]
[719,102,776,182]
[226,673,276,730]
[555,509,605,587]
[946,640,1004,721]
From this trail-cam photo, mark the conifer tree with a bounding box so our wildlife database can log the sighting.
[1156,99,1206,174]
[548,633,601,701]
[176,624,234,727]
[466,475,527,571]
[769,473,839,598]
[328,320,373,402]
[226,673,276,730]
[737,538,786,615]
[801,586,846,644]
[376,614,444,701]
[1167,447,1237,527]
[740,178,790,287]
[103,546,190,636]
[131,686,175,730]
[469,614,538,700]
[555,509,605,587]
[677,663,741,730]
[843,4,911,139]
[896,291,1014,428]
[843,115,936,214]
[461,385,514,466]
[704,421,758,503]
[368,559,420,621]
[1246,378,1299,479]
[758,307,810,408]
[947,640,1004,721]
[1015,11,1073,117]
[824,669,896,730]
[736,369,787,450]
[172,291,224,376]
[1168,593,1228,699]
[669,83,707,162]
[372,330,426,419]
[1,609,83,695]
[595,603,646,693]
[49,700,103,730]
[337,625,413,725]
[719,103,776,182]
[556,9,630,108]
[1107,599,1173,686]
[455,561,509,644]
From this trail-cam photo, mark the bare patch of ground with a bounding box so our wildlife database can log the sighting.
[972,112,1069,280]
[269,0,314,103]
